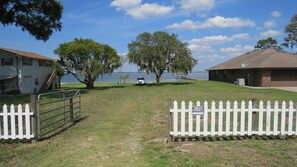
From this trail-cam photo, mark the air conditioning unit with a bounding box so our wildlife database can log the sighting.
[236,78,245,86]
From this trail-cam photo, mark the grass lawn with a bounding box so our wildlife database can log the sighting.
[1,80,297,166]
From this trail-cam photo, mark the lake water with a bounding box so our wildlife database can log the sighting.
[61,71,209,83]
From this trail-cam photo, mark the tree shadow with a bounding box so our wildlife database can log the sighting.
[61,85,126,95]
[142,81,193,87]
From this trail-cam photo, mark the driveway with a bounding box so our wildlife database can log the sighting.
[271,87,297,93]
[244,86,297,93]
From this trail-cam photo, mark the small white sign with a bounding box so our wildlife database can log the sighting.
[192,106,204,115]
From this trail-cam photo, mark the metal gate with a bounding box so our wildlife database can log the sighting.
[32,90,81,140]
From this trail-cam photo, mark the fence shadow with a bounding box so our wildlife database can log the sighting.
[38,116,88,141]
[170,135,296,142]
[0,116,88,144]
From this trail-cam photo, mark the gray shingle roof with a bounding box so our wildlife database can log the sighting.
[207,48,297,70]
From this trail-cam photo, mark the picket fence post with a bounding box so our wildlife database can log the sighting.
[266,101,271,135]
[173,101,178,137]
[233,101,238,135]
[247,101,253,136]
[188,101,193,136]
[218,101,223,136]
[288,101,293,136]
[281,101,286,136]
[195,101,201,136]
[203,101,208,136]
[226,101,230,136]
[3,105,8,139]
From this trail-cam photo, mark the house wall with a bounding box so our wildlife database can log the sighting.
[0,50,18,77]
[19,59,54,93]
[209,69,261,86]
[0,50,57,94]
[259,70,271,87]
[270,69,297,86]
[0,51,19,93]
[210,69,297,87]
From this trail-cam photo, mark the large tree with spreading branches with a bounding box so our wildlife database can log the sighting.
[127,31,197,83]
[54,38,122,88]
[0,0,63,41]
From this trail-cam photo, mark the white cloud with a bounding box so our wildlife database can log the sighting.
[263,20,276,28]
[231,33,249,39]
[111,0,141,10]
[188,33,249,45]
[127,4,174,19]
[166,16,256,30]
[221,45,254,56]
[180,0,214,11]
[188,45,214,54]
[111,0,173,19]
[260,30,281,37]
[197,54,226,62]
[271,11,282,18]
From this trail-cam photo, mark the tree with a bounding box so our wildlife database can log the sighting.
[53,61,65,88]
[120,74,129,84]
[255,37,278,49]
[54,38,122,89]
[127,31,197,83]
[0,0,63,41]
[283,14,297,49]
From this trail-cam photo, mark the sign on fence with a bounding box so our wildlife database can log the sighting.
[169,100,297,138]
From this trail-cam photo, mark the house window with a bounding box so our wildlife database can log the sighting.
[45,61,52,67]
[223,70,228,79]
[39,60,45,66]
[1,58,13,66]
[35,78,39,85]
[22,58,32,66]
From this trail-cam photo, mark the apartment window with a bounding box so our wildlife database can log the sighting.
[45,61,52,67]
[22,58,32,66]
[39,60,45,66]
[35,78,39,85]
[1,58,13,66]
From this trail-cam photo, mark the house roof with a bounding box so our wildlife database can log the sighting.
[0,47,54,61]
[207,48,297,71]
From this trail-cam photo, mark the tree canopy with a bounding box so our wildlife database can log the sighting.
[54,38,122,88]
[0,0,63,41]
[283,14,297,49]
[255,37,278,49]
[127,31,197,83]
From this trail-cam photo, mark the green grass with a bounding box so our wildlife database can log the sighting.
[1,80,297,166]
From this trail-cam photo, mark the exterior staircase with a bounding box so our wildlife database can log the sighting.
[40,70,57,92]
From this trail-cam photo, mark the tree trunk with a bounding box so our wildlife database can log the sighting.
[156,75,160,84]
[86,82,94,89]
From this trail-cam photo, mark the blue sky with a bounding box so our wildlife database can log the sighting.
[0,0,296,71]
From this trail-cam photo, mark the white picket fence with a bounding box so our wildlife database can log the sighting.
[0,104,34,140]
[170,100,297,137]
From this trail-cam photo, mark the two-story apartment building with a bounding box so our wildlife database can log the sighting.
[0,47,59,95]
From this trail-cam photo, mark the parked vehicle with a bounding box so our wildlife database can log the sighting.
[136,77,146,85]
